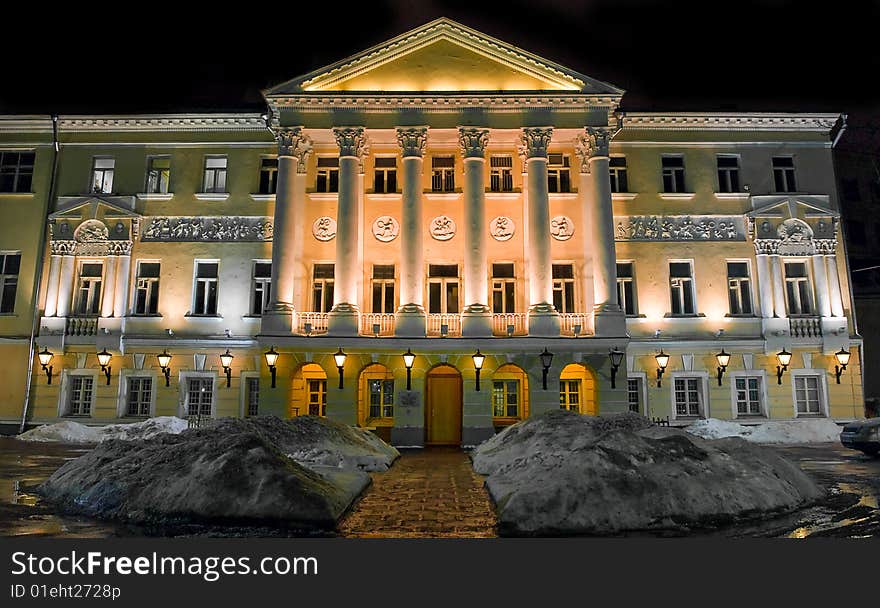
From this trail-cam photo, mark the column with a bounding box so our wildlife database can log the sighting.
[755,251,774,319]
[770,255,787,318]
[113,248,131,317]
[264,127,312,334]
[395,127,428,337]
[44,252,62,317]
[826,254,845,317]
[811,253,831,317]
[101,255,117,318]
[521,127,560,337]
[328,127,368,336]
[56,254,76,317]
[460,127,492,337]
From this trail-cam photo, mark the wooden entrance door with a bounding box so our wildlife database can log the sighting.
[426,367,462,445]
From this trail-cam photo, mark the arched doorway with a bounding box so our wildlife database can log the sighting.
[560,363,598,415]
[425,364,462,445]
[291,363,328,417]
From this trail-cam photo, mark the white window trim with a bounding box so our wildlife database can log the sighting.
[116,369,158,418]
[715,153,741,193]
[178,370,219,419]
[131,258,161,316]
[668,259,697,316]
[668,370,711,421]
[789,369,829,418]
[57,368,99,418]
[616,259,638,316]
[191,259,221,317]
[728,370,769,419]
[726,258,755,317]
[239,371,261,418]
[627,371,649,416]
[250,259,272,317]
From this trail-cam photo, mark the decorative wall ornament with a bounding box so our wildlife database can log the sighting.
[519,127,553,160]
[430,215,456,241]
[372,215,399,242]
[396,127,428,158]
[458,127,489,158]
[74,219,109,242]
[312,216,337,241]
[108,241,133,255]
[333,126,369,161]
[754,240,780,255]
[614,215,745,241]
[141,217,274,242]
[550,215,574,241]
[814,239,837,255]
[277,127,313,173]
[490,216,516,241]
[50,240,76,255]
[777,218,813,242]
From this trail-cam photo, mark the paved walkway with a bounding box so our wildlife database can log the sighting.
[338,447,498,538]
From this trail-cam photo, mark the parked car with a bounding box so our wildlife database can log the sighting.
[840,418,880,456]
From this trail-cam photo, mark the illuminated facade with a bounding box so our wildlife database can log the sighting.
[0,19,864,444]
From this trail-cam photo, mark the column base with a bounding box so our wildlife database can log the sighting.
[395,305,427,337]
[528,303,560,337]
[592,304,626,337]
[261,307,294,334]
[462,305,492,337]
[327,304,359,337]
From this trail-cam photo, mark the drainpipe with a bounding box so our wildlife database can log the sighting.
[19,115,59,433]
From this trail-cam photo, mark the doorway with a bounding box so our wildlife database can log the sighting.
[425,365,462,445]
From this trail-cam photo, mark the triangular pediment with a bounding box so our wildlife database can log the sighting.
[748,195,838,220]
[266,18,622,95]
[50,196,140,221]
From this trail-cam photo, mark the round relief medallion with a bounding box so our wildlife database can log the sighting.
[312,216,337,241]
[550,215,574,241]
[430,215,456,241]
[490,216,516,241]
[372,215,399,242]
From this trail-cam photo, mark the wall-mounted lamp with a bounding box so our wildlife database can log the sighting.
[609,347,624,389]
[38,347,53,384]
[540,348,554,390]
[220,349,234,388]
[403,348,416,390]
[715,349,731,386]
[776,348,792,385]
[472,349,485,391]
[834,347,851,384]
[264,346,279,388]
[334,348,347,389]
[655,349,670,387]
[157,350,172,387]
[96,348,112,385]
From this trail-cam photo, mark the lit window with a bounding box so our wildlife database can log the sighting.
[772,156,797,193]
[669,261,695,315]
[727,262,753,315]
[134,262,160,315]
[491,263,516,314]
[0,151,34,193]
[492,380,519,417]
[0,252,21,313]
[186,377,213,417]
[145,156,170,194]
[716,155,740,193]
[559,379,580,411]
[371,264,395,314]
[661,156,686,193]
[431,156,455,192]
[373,157,397,193]
[627,378,642,413]
[193,262,219,316]
[490,155,514,192]
[784,261,813,315]
[616,262,637,315]
[203,156,227,193]
[316,157,339,193]
[735,376,762,416]
[547,153,571,193]
[312,264,335,313]
[308,379,327,416]
[259,157,278,195]
[126,377,152,417]
[609,156,628,193]
[251,261,271,316]
[368,379,394,418]
[246,377,259,417]
[91,157,115,194]
[674,377,702,417]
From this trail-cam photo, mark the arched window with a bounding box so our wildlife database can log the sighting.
[359,363,395,427]
[491,364,529,424]
[560,363,597,415]
[291,363,327,417]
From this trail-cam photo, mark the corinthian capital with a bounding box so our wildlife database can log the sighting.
[458,127,489,159]
[396,127,428,158]
[519,127,553,160]
[277,127,313,173]
[577,127,612,165]
[333,127,370,162]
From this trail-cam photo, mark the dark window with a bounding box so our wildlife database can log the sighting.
[669,261,695,315]
[0,252,21,313]
[491,263,516,313]
[145,156,170,194]
[727,262,753,315]
[552,264,575,313]
[428,264,458,314]
[431,156,455,192]
[193,262,219,315]
[547,153,571,193]
[252,262,271,315]
[717,156,740,193]
[134,262,160,315]
[616,262,636,315]
[490,155,514,192]
[316,157,339,193]
[203,157,227,193]
[312,264,335,312]
[373,157,397,193]
[773,157,797,193]
[259,157,278,194]
[371,264,395,313]
[662,156,686,193]
[0,151,35,193]
[609,156,628,193]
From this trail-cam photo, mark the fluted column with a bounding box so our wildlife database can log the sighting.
[770,254,787,318]
[329,127,368,336]
[56,255,75,317]
[395,127,428,337]
[521,127,559,337]
[101,255,117,317]
[826,253,845,317]
[44,252,62,317]
[113,250,131,318]
[755,252,774,319]
[811,253,831,317]
[460,127,492,337]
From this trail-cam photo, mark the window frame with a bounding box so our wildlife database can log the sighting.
[492,379,521,419]
[145,155,171,194]
[726,259,754,317]
[772,156,798,193]
[716,154,741,193]
[427,264,460,314]
[308,378,328,416]
[0,150,35,193]
[315,156,340,193]
[790,371,828,417]
[202,155,228,194]
[0,251,21,314]
[74,260,104,316]
[431,156,455,193]
[58,369,99,417]
[668,260,697,316]
[132,259,161,316]
[250,259,272,316]
[491,262,516,314]
[609,155,628,193]
[192,260,220,317]
[669,372,710,420]
[240,371,261,417]
[311,262,335,313]
[90,156,115,194]
[616,261,638,316]
[559,379,581,412]
[116,370,157,418]
[489,155,514,193]
[370,264,396,314]
[783,259,815,316]
[728,370,768,418]
[627,372,649,416]
[372,156,398,194]
[551,263,576,314]
[661,155,686,193]
[258,156,279,195]
[179,371,217,419]
[547,153,571,193]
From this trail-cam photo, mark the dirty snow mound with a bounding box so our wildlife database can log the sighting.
[18,417,188,444]
[686,418,842,444]
[100,417,190,441]
[17,421,102,443]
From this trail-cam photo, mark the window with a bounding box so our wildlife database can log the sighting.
[259,157,278,194]
[186,377,213,417]
[193,262,219,316]
[373,157,397,193]
[784,261,813,315]
[674,377,702,417]
[251,261,271,315]
[492,380,520,417]
[717,155,740,193]
[316,157,339,193]
[735,376,762,416]
[794,375,823,415]
[661,156,686,193]
[368,379,394,418]
[145,156,170,194]
[0,252,21,313]
[616,262,637,315]
[559,380,580,411]
[772,157,797,193]
[0,151,34,192]
[91,157,115,194]
[308,379,327,416]
[552,264,575,313]
[75,262,103,315]
[431,156,455,192]
[126,377,152,417]
[134,262,160,315]
[608,156,628,193]
[428,264,459,314]
[371,264,395,313]
[490,155,514,192]
[491,263,516,313]
[312,264,335,312]
[627,378,643,413]
[669,261,695,315]
[66,376,94,416]
[547,153,571,193]
[246,377,259,417]
[203,156,227,193]
[727,262,753,315]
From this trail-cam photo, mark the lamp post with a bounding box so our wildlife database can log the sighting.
[264,346,279,389]
[539,348,554,390]
[220,349,234,388]
[402,348,415,390]
[157,350,172,387]
[776,348,792,385]
[38,347,53,384]
[834,347,851,384]
[334,348,347,389]
[715,349,731,386]
[472,350,485,391]
[609,348,624,389]
[96,348,112,385]
[655,349,670,387]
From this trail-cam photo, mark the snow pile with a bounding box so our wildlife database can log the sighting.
[472,411,822,535]
[17,420,103,443]
[686,418,843,444]
[18,417,188,444]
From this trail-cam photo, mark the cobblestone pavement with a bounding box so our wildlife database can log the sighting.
[338,447,498,538]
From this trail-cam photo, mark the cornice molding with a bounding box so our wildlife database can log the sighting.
[269,95,619,113]
[56,114,268,133]
[622,113,841,133]
[0,117,54,133]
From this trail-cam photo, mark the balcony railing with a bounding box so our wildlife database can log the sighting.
[790,317,822,338]
[559,313,591,336]
[295,312,329,335]
[427,313,462,337]
[65,317,99,336]
[491,313,528,336]
[360,313,396,336]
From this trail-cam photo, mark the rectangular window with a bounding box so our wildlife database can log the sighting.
[627,378,642,413]
[67,376,94,416]
[609,156,628,193]
[784,261,814,315]
[717,155,740,193]
[193,262,218,316]
[674,377,702,417]
[312,264,335,312]
[669,261,695,315]
[431,156,455,192]
[126,377,152,417]
[186,377,213,417]
[251,261,271,315]
[491,263,516,313]
[75,262,103,315]
[91,157,115,194]
[547,153,571,193]
[246,377,259,417]
[0,151,35,193]
[794,376,823,415]
[552,264,575,313]
[145,156,170,194]
[559,379,580,412]
[727,262,753,315]
[259,157,278,195]
[203,156,227,193]
[371,264,395,314]
[735,376,762,416]
[308,379,327,416]
[490,155,514,192]
[316,157,339,193]
[373,157,397,193]
[773,156,797,193]
[428,264,459,314]
[134,261,160,315]
[616,262,637,315]
[0,252,21,313]
[368,379,394,418]
[492,380,520,417]
[662,156,686,193]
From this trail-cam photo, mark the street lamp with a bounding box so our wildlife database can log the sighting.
[264,346,279,388]
[38,347,53,384]
[157,350,172,387]
[776,348,792,385]
[402,348,415,390]
[655,349,670,387]
[834,347,851,384]
[540,348,554,390]
[715,349,731,386]
[609,348,624,389]
[334,348,347,389]
[472,349,485,391]
[96,348,112,385]
[220,349,234,388]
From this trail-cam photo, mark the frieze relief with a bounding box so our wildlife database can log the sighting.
[614,215,745,241]
[490,216,515,241]
[313,216,337,241]
[141,217,274,242]
[550,215,574,241]
[430,215,456,241]
[372,216,399,242]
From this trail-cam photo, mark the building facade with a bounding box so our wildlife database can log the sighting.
[0,19,865,444]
